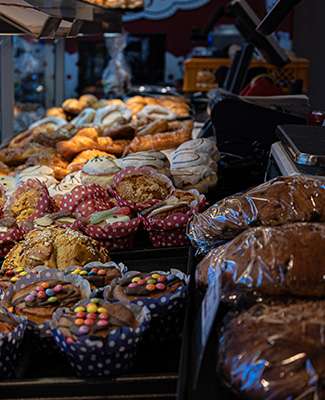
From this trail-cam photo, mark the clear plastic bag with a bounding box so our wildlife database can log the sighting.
[218,300,325,399]
[102,33,131,97]
[188,175,325,254]
[196,223,325,300]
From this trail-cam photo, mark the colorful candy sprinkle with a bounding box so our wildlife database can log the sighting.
[66,337,75,345]
[86,313,97,320]
[90,298,100,304]
[80,271,88,276]
[25,295,35,302]
[97,269,106,276]
[146,284,156,291]
[74,306,85,313]
[10,277,18,283]
[132,277,141,283]
[45,289,55,297]
[88,271,96,276]
[99,313,109,320]
[15,268,24,273]
[97,320,109,328]
[84,319,95,326]
[147,279,156,285]
[76,311,86,318]
[137,279,146,285]
[41,282,50,289]
[128,283,137,289]
[90,268,98,274]
[53,284,63,293]
[5,270,14,277]
[156,283,166,291]
[72,269,81,275]
[37,291,46,299]
[78,325,89,335]
[86,304,98,313]
[157,276,167,283]
[75,318,84,326]
[97,307,108,314]
[19,271,28,277]
[47,296,58,303]
[152,274,160,279]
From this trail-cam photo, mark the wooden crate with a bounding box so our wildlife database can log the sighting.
[183,57,310,93]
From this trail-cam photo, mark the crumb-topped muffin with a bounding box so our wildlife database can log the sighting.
[2,227,109,271]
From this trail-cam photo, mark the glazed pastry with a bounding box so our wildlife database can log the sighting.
[70,108,96,127]
[16,165,58,188]
[188,175,325,252]
[62,98,84,115]
[68,262,123,290]
[127,121,192,153]
[218,301,325,400]
[113,168,172,205]
[137,105,177,121]
[94,105,132,127]
[46,107,67,120]
[109,271,185,303]
[6,278,88,325]
[57,135,104,160]
[81,156,121,187]
[118,151,170,175]
[2,227,109,271]
[67,150,113,174]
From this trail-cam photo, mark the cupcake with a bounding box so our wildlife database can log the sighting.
[106,270,188,340]
[111,167,174,211]
[0,306,26,378]
[142,189,206,247]
[48,171,82,208]
[2,227,110,271]
[15,165,58,189]
[118,151,170,176]
[3,269,91,346]
[51,298,150,377]
[80,207,141,251]
[66,261,127,294]
[8,179,54,223]
[80,156,121,188]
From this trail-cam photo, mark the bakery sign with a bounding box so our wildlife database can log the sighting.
[123,0,210,21]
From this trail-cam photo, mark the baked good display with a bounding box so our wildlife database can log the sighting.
[118,151,170,175]
[188,175,325,253]
[81,156,121,187]
[66,150,113,174]
[0,306,26,378]
[198,223,325,299]
[51,298,149,377]
[111,167,174,210]
[48,171,82,204]
[2,227,110,271]
[22,148,68,180]
[8,179,53,223]
[218,301,325,400]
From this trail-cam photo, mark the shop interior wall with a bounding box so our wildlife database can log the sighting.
[293,0,325,109]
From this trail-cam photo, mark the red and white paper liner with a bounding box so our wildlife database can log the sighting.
[51,299,151,378]
[0,184,6,218]
[80,216,141,251]
[110,167,175,211]
[143,209,193,248]
[0,306,27,378]
[7,179,54,223]
[169,189,207,212]
[0,225,24,258]
[59,184,115,218]
[3,268,91,351]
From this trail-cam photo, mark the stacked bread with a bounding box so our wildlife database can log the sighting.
[190,175,325,399]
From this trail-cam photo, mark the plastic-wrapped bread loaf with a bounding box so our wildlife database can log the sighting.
[188,175,325,253]
[218,301,325,400]
[197,223,325,298]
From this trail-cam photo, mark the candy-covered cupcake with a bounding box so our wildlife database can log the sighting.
[51,298,150,377]
[0,306,26,378]
[106,270,188,340]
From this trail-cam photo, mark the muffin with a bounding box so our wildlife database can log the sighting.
[81,156,121,187]
[8,179,54,223]
[111,167,174,211]
[106,270,188,340]
[51,298,150,377]
[48,171,82,207]
[2,227,110,271]
[0,306,26,378]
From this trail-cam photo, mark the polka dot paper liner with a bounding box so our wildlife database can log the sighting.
[60,184,115,218]
[8,179,54,222]
[0,226,24,258]
[80,216,141,250]
[110,167,175,211]
[0,307,27,378]
[104,270,189,342]
[51,300,151,378]
[143,210,194,248]
[101,236,136,251]
[2,269,91,351]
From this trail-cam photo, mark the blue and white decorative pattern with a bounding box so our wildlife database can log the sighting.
[124,0,210,21]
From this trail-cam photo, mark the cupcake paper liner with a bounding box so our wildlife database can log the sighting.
[64,261,128,298]
[0,306,27,378]
[59,184,115,218]
[7,179,54,223]
[0,226,24,258]
[105,269,189,341]
[80,217,141,251]
[3,269,91,352]
[110,167,175,211]
[51,299,151,378]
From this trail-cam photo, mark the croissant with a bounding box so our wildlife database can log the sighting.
[56,136,100,159]
[97,138,129,156]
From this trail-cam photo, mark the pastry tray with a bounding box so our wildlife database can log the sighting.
[0,246,190,400]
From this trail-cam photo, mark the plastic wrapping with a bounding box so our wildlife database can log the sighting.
[188,175,325,254]
[196,223,325,302]
[102,33,131,97]
[218,301,325,400]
